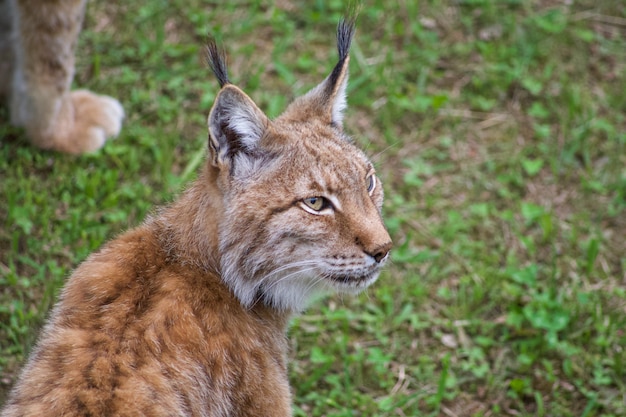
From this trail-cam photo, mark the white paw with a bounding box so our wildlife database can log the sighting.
[95,94,125,138]
[67,89,125,153]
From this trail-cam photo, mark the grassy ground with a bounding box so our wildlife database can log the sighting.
[1,0,625,415]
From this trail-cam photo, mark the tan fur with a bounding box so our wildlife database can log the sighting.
[0,0,123,154]
[2,16,391,417]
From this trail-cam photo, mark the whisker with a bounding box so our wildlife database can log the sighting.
[262,266,319,293]
[300,274,329,300]
[253,261,320,290]
[248,264,321,310]
[370,140,401,162]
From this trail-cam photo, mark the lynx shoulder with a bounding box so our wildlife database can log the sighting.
[2,14,391,417]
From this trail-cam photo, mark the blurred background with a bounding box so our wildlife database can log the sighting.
[1,1,624,415]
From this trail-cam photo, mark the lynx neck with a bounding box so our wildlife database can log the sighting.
[154,163,223,275]
[152,163,291,325]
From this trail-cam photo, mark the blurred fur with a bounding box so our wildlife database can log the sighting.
[0,0,123,154]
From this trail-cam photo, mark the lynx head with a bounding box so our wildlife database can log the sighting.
[205,16,392,312]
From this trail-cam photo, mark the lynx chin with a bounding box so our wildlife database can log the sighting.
[2,14,392,417]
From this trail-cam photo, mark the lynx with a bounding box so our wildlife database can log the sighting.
[0,0,124,154]
[2,14,392,417]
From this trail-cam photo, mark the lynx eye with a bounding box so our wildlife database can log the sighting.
[301,196,330,213]
[366,174,376,194]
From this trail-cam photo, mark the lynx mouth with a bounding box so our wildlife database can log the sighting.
[325,269,380,288]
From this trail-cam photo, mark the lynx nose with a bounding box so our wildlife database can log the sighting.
[367,241,392,263]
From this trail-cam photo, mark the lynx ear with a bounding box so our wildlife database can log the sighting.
[206,39,269,173]
[207,85,269,171]
[289,16,356,127]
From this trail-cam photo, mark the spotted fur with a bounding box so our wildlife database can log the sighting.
[2,14,391,417]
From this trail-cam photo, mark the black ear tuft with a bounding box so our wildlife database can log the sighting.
[326,7,358,97]
[280,7,359,127]
[206,37,230,88]
[337,14,356,64]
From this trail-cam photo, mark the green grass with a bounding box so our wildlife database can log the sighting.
[1,0,625,415]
